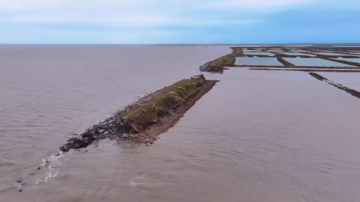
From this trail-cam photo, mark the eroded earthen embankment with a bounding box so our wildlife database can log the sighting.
[59,75,218,152]
[309,72,360,99]
[199,47,244,73]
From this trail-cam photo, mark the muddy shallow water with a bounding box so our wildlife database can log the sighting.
[337,58,360,64]
[244,51,274,56]
[319,72,360,92]
[2,46,360,202]
[285,58,354,67]
[235,57,283,66]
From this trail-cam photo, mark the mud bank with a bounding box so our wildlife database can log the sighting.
[199,54,235,73]
[59,75,218,152]
[309,72,360,99]
[199,47,243,73]
[230,47,245,56]
[276,56,295,67]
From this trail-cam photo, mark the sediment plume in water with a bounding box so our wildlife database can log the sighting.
[309,72,360,99]
[59,75,218,152]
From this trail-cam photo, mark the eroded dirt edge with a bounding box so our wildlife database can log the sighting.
[59,78,218,152]
[309,72,360,99]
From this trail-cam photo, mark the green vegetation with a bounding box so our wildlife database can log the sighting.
[201,54,236,73]
[211,54,236,66]
[121,75,207,133]
[200,47,245,73]
[230,47,245,56]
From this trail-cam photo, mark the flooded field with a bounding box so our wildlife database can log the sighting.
[244,51,274,56]
[235,57,283,66]
[2,45,360,202]
[320,72,360,92]
[276,52,315,57]
[0,45,231,201]
[349,51,360,55]
[285,58,354,67]
[337,58,360,64]
[314,52,359,57]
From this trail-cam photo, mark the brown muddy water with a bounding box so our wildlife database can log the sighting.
[1,46,360,202]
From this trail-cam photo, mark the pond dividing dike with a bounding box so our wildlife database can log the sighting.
[6,45,360,202]
[198,45,360,103]
[59,75,218,152]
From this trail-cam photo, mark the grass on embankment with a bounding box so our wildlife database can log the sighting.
[120,75,207,133]
[230,47,245,57]
[200,47,244,73]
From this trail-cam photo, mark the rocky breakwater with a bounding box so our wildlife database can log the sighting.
[199,47,243,73]
[59,75,218,152]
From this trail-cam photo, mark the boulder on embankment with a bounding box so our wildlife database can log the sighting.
[199,47,245,73]
[59,74,217,151]
[199,54,236,73]
[119,74,207,134]
[230,47,245,57]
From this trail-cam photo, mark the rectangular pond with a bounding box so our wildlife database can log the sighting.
[320,72,360,92]
[165,68,360,202]
[349,51,360,55]
[244,51,274,56]
[285,58,354,67]
[275,52,315,57]
[235,57,283,66]
[312,52,358,57]
[336,58,360,64]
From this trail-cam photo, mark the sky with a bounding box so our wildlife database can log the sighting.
[0,0,359,44]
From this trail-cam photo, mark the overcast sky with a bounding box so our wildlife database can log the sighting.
[0,0,359,44]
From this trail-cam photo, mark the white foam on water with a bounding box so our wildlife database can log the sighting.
[32,152,66,188]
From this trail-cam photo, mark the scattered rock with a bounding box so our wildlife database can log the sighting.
[16,178,24,184]
[58,75,217,152]
[199,54,235,73]
[15,178,25,192]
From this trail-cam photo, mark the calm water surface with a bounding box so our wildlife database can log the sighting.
[244,51,274,56]
[314,52,358,57]
[320,72,360,92]
[235,57,283,66]
[285,58,354,67]
[276,52,315,57]
[337,58,360,64]
[1,46,360,202]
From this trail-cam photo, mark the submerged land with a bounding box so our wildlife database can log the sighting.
[6,44,360,200]
[200,45,360,73]
[199,45,360,100]
[59,45,360,153]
